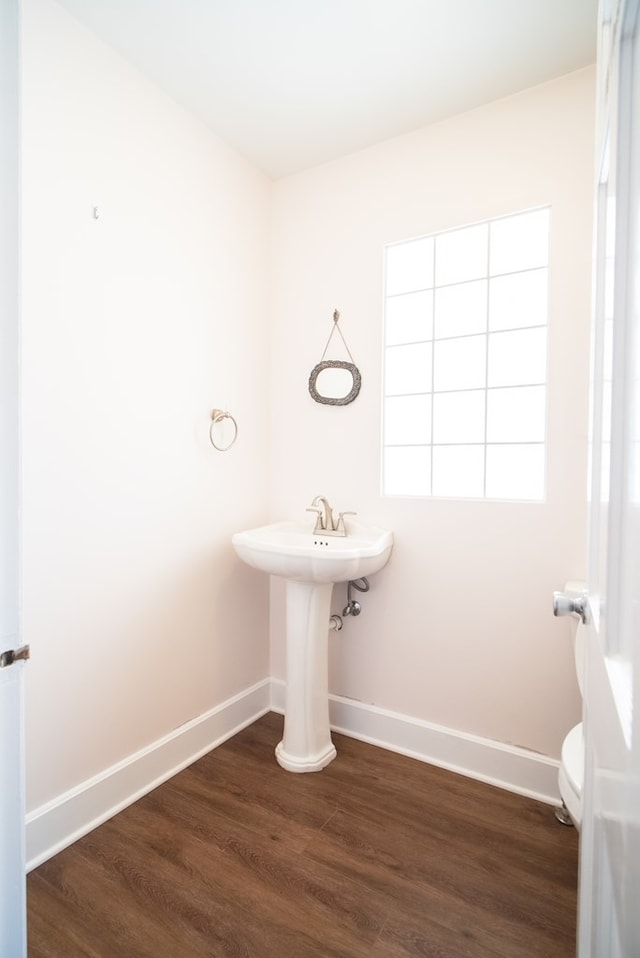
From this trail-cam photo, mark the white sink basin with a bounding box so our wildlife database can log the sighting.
[232,518,393,583]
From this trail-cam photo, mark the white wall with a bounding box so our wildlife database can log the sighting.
[21,0,271,812]
[269,68,595,760]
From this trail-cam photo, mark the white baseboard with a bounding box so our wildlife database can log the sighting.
[270,680,561,805]
[27,676,561,871]
[26,678,271,871]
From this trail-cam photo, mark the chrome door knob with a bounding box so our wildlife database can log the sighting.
[553,591,588,624]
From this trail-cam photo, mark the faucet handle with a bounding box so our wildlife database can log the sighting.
[335,511,356,534]
[306,506,324,532]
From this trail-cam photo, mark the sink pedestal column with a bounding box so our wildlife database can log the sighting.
[275,579,337,772]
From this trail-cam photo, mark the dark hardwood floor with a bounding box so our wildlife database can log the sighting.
[28,712,578,958]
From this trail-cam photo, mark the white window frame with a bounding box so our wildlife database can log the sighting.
[382,207,551,501]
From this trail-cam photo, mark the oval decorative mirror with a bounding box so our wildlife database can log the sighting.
[309,309,362,406]
[308,360,362,406]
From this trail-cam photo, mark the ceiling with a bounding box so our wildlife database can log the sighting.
[54,0,598,179]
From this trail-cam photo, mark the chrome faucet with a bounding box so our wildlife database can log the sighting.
[306,495,355,537]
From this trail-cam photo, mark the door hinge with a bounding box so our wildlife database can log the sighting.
[0,645,30,668]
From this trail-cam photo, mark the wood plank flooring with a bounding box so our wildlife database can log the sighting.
[27,712,579,958]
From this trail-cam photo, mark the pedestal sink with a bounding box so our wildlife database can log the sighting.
[232,516,393,772]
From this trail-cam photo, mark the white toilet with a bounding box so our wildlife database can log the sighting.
[553,581,587,829]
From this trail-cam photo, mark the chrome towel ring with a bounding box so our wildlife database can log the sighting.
[209,408,238,451]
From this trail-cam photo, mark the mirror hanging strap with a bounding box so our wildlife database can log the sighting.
[320,309,356,364]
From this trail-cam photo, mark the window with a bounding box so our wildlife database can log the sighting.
[382,207,550,500]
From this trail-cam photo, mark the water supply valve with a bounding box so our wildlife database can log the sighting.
[343,577,370,617]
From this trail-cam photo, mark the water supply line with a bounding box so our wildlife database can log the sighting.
[342,577,370,617]
[328,577,370,631]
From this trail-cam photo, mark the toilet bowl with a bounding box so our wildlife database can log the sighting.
[558,722,584,827]
[554,581,587,829]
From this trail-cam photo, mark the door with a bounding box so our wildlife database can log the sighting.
[0,0,26,954]
[0,668,27,957]
[579,0,640,954]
